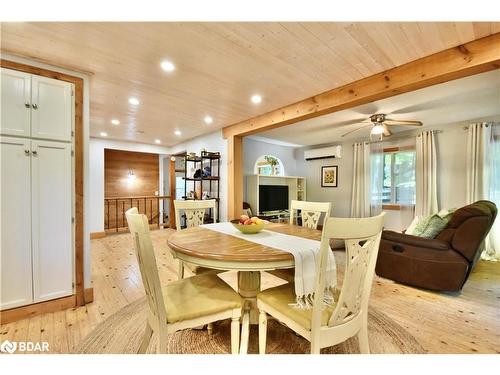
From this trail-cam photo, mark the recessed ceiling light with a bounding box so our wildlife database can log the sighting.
[100,132,108,137]
[160,60,175,72]
[174,130,182,136]
[204,116,213,124]
[111,119,120,125]
[154,139,161,144]
[251,94,262,104]
[128,97,140,106]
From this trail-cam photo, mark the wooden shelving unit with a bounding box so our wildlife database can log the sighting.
[181,151,221,223]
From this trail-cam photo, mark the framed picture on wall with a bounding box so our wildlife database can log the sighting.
[321,166,338,187]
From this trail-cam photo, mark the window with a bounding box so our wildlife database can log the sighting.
[253,155,285,176]
[175,176,185,199]
[382,149,416,205]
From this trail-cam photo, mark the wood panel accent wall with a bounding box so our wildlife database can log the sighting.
[104,149,159,197]
[104,149,160,228]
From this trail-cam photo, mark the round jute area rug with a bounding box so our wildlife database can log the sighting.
[75,297,425,354]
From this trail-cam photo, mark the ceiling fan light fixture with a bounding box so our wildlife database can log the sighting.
[371,124,385,135]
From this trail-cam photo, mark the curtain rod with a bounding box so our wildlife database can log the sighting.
[463,123,499,130]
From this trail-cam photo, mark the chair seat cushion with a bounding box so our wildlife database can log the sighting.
[257,283,337,330]
[163,274,242,324]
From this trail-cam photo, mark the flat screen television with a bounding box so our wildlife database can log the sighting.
[259,185,289,213]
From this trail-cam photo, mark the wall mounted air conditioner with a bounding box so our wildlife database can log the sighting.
[304,145,342,161]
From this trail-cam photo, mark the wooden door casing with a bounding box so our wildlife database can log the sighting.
[0,58,86,311]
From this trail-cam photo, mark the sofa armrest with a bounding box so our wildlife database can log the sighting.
[382,230,450,251]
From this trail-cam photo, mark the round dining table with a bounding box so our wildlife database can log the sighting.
[167,222,322,324]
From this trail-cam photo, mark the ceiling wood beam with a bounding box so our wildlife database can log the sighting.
[222,33,500,138]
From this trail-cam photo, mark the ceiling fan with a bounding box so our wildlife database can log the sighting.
[341,114,423,139]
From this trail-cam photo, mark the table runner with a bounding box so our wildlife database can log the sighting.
[200,222,337,308]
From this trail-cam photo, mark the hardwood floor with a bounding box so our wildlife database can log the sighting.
[1,228,499,354]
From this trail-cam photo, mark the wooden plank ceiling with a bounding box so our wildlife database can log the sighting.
[1,22,498,146]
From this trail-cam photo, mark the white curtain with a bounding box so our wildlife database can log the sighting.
[486,125,500,260]
[370,141,384,216]
[415,131,438,217]
[466,123,491,203]
[350,142,383,218]
[351,142,371,217]
[397,137,417,229]
[468,123,500,261]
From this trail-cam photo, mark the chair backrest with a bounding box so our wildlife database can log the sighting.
[290,200,331,229]
[242,202,253,218]
[311,213,385,330]
[174,199,217,231]
[125,207,167,325]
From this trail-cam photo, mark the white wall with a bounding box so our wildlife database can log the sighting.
[242,137,299,201]
[89,138,170,233]
[295,143,353,218]
[294,116,500,231]
[91,115,500,237]
[243,137,298,176]
[1,53,93,288]
[169,130,228,222]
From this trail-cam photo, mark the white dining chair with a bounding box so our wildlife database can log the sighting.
[289,200,331,229]
[174,199,218,279]
[257,213,385,354]
[125,207,243,354]
[269,200,332,282]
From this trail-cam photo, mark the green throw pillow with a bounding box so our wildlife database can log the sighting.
[408,208,456,239]
[419,215,450,238]
[411,215,432,236]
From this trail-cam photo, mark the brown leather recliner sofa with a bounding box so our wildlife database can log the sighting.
[375,200,497,292]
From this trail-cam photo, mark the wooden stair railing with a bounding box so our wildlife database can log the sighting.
[104,195,172,233]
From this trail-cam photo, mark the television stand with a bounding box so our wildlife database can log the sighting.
[259,210,290,223]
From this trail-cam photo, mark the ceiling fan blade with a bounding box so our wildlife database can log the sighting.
[353,103,380,116]
[313,118,369,132]
[384,119,423,126]
[341,124,373,137]
[383,125,392,137]
[333,118,369,128]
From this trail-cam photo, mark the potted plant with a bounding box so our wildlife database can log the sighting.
[264,155,279,175]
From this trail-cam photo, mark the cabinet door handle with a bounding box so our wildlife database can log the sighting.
[32,104,38,110]
[24,149,30,155]
[32,150,38,156]
[25,102,31,108]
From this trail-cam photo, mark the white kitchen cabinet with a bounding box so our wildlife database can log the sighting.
[0,68,73,141]
[0,136,33,310]
[31,75,73,141]
[0,68,31,137]
[31,140,73,302]
[0,68,74,311]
